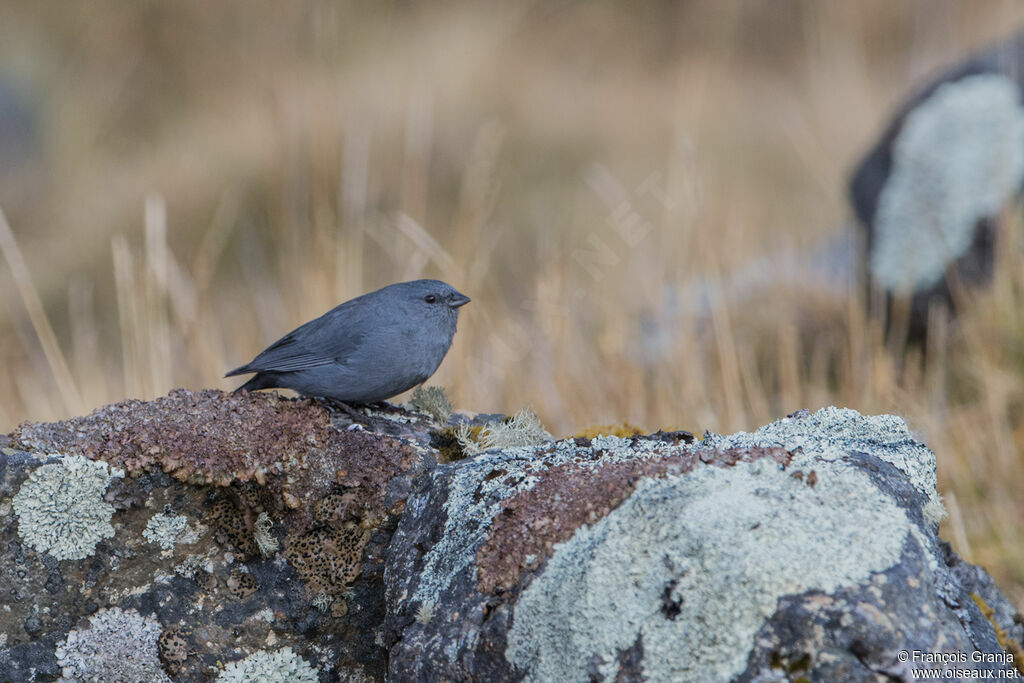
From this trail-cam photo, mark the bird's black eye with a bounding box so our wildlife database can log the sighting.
[424,294,438,304]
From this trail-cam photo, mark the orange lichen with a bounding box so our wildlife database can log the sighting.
[572,423,645,439]
[970,593,1024,675]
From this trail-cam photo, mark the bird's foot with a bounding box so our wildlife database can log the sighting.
[322,399,370,423]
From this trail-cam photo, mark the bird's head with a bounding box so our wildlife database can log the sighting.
[394,279,471,326]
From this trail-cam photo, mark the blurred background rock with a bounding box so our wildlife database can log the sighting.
[851,27,1024,342]
[1,1,1024,603]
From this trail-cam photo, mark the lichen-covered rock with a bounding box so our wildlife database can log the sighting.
[385,407,1024,681]
[850,29,1024,339]
[0,389,443,681]
[11,389,425,527]
[2,392,1021,682]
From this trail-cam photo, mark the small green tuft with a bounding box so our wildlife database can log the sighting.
[458,407,553,456]
[415,601,436,625]
[409,385,453,423]
[431,424,483,461]
[923,495,948,527]
[312,591,334,613]
[450,424,484,458]
[253,511,279,557]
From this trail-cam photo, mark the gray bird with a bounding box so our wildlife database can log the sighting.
[226,279,470,404]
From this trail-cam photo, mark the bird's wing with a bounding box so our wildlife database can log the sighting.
[227,298,374,375]
[234,329,335,373]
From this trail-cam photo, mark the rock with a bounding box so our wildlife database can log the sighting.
[385,407,1023,682]
[849,29,1024,340]
[0,389,445,681]
[1,391,1021,681]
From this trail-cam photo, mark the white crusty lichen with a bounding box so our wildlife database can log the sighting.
[143,512,188,550]
[55,607,170,683]
[12,454,125,561]
[871,73,1024,294]
[217,646,319,682]
[700,406,942,516]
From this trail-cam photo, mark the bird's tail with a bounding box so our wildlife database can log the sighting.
[231,372,275,394]
[224,363,253,378]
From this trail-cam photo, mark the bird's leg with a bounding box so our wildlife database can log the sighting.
[323,398,368,423]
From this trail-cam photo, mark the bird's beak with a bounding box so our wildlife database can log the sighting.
[449,293,471,308]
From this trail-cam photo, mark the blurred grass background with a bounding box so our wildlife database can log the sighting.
[1,1,1024,603]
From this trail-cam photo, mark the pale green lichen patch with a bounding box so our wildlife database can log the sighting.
[143,512,189,550]
[55,607,169,682]
[506,456,913,682]
[700,406,943,521]
[12,453,124,561]
[217,646,319,682]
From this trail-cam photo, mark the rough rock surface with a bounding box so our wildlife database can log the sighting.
[1,391,1021,682]
[386,408,1024,682]
[0,389,452,681]
[850,29,1024,339]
